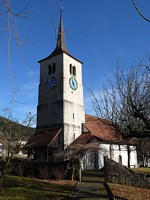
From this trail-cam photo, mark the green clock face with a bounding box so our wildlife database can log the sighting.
[45,75,57,90]
[69,77,78,91]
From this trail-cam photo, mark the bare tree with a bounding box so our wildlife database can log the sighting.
[55,142,103,182]
[91,57,150,166]
[0,0,31,103]
[92,57,150,138]
[0,108,36,188]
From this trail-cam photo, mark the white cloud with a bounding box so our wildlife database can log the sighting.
[22,81,38,91]
[25,70,39,77]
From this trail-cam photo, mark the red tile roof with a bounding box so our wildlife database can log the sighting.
[83,114,123,143]
[70,132,92,146]
[24,128,61,148]
[70,114,123,147]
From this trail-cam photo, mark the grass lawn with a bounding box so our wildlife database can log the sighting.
[108,183,150,200]
[0,175,77,200]
[132,167,150,173]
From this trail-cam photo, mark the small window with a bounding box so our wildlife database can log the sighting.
[52,63,56,73]
[70,64,76,76]
[49,65,52,75]
[49,63,56,75]
[73,133,76,140]
[119,145,121,151]
[70,64,73,74]
[73,66,76,76]
[73,113,74,119]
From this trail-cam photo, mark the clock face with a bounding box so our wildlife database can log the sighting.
[45,75,57,90]
[69,77,78,91]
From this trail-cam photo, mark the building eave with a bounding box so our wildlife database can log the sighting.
[38,50,83,64]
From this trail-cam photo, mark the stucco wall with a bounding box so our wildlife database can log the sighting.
[82,143,138,170]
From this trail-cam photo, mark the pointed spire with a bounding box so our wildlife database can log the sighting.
[56,11,67,51]
[48,4,71,58]
[38,0,82,63]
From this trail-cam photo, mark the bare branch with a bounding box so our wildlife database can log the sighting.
[132,0,150,23]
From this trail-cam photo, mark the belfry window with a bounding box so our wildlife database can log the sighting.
[70,64,73,75]
[49,65,52,75]
[52,63,56,73]
[49,63,56,75]
[70,64,76,76]
[73,66,76,76]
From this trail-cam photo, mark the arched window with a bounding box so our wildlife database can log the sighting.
[52,63,56,73]
[49,63,56,75]
[73,66,76,76]
[70,64,76,76]
[49,65,52,75]
[70,64,73,75]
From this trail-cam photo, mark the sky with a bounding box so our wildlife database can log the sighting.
[0,0,150,123]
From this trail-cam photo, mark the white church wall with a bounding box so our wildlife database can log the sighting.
[82,143,138,170]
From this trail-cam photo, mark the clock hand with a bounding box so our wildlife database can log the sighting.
[72,80,75,86]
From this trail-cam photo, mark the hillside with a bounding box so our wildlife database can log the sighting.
[0,116,35,141]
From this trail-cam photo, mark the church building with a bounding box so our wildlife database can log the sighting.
[25,11,138,169]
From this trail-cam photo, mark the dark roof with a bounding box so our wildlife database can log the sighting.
[38,14,82,64]
[24,128,61,148]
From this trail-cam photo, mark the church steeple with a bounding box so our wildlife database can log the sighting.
[47,11,71,59]
[56,12,66,51]
[38,3,82,63]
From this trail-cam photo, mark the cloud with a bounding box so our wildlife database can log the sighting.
[25,70,39,77]
[21,81,38,92]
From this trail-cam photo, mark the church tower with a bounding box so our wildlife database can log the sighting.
[36,12,85,152]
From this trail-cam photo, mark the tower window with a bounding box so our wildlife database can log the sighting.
[73,133,76,140]
[52,63,56,73]
[49,65,52,75]
[70,64,73,74]
[73,66,76,76]
[70,64,76,76]
[73,113,74,119]
[49,63,56,75]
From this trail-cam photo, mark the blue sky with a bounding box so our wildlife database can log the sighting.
[1,0,150,122]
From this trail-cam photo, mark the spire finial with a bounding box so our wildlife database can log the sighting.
[52,0,66,51]
[60,0,63,16]
[48,0,71,57]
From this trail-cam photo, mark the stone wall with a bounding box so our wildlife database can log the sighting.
[104,156,150,189]
[0,158,79,181]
